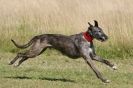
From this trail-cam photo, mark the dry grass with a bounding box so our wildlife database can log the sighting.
[0,0,133,56]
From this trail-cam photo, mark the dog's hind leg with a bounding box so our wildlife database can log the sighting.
[13,48,48,67]
[14,40,51,67]
[14,57,28,67]
[9,53,24,65]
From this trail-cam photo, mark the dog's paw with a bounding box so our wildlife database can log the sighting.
[105,80,110,83]
[112,65,117,70]
[8,62,13,65]
[8,63,12,65]
[13,63,19,67]
[103,79,111,83]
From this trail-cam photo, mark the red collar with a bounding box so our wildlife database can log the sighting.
[83,32,93,42]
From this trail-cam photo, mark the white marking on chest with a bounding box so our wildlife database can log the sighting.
[88,48,93,53]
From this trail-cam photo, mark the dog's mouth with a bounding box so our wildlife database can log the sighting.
[99,36,108,42]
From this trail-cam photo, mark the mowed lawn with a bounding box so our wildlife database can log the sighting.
[0,52,133,88]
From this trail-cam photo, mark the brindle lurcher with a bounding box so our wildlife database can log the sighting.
[9,20,117,83]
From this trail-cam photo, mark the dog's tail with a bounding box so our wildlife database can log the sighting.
[11,38,35,49]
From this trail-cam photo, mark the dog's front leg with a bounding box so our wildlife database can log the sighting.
[89,51,117,70]
[90,45,117,70]
[82,54,110,83]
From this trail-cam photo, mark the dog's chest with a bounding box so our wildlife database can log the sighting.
[77,36,93,53]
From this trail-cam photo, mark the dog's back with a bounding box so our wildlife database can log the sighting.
[41,34,81,58]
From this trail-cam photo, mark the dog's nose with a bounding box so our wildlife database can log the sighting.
[101,35,108,41]
[102,37,106,41]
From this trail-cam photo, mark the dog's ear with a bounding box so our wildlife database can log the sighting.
[88,22,93,27]
[94,20,98,27]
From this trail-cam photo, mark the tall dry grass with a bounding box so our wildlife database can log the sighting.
[0,0,133,57]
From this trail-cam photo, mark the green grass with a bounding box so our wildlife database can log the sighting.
[96,45,133,59]
[0,52,133,88]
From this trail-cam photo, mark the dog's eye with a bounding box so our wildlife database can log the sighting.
[98,30,101,32]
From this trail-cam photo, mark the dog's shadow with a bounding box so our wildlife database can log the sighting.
[5,76,76,83]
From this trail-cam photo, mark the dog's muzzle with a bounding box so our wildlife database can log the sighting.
[100,35,108,42]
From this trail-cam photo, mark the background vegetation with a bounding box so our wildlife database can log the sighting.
[0,0,133,88]
[0,0,133,58]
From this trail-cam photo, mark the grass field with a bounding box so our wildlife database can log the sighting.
[0,52,133,88]
[0,0,133,88]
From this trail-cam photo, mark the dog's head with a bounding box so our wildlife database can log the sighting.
[87,20,108,42]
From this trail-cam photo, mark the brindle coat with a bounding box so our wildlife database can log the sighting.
[9,20,117,83]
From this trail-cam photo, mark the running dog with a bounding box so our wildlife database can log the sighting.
[9,20,117,83]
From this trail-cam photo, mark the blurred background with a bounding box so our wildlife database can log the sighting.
[0,0,133,58]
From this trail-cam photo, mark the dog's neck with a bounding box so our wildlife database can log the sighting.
[83,32,93,42]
